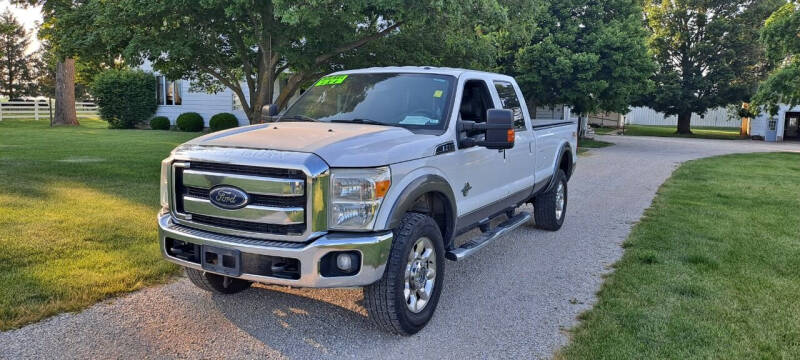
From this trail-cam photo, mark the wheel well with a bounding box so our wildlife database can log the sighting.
[407,191,454,247]
[559,148,574,180]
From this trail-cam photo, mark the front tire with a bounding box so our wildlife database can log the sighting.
[533,169,568,231]
[364,213,445,335]
[185,268,252,294]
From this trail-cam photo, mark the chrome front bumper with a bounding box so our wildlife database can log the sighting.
[158,213,392,288]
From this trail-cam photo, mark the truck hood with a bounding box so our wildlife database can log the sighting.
[185,122,443,167]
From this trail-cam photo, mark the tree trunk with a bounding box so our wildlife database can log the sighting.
[275,73,305,110]
[676,112,692,134]
[53,59,79,126]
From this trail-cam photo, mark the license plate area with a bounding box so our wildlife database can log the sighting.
[201,245,242,277]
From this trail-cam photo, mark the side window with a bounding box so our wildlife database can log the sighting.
[494,81,526,130]
[458,80,493,124]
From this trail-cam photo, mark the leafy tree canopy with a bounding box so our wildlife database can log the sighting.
[752,2,800,115]
[41,0,503,123]
[0,9,43,99]
[640,0,782,133]
[498,0,654,116]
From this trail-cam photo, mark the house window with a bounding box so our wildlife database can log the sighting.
[156,76,182,105]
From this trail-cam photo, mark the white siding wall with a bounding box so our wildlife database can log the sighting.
[153,81,250,126]
[140,60,252,126]
[625,107,740,128]
[750,104,800,140]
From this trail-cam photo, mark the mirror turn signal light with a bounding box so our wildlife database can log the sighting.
[507,129,515,143]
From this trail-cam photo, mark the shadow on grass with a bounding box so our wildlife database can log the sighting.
[0,119,200,329]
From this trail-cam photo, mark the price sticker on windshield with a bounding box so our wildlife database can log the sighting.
[315,75,348,86]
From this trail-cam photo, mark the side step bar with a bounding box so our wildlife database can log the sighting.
[445,211,531,261]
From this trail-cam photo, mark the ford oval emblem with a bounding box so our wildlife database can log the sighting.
[209,186,250,210]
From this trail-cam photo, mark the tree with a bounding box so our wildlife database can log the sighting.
[641,0,783,134]
[11,0,100,126]
[68,0,502,124]
[0,9,42,99]
[498,0,654,116]
[752,2,800,115]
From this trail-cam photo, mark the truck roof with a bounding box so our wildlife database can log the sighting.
[330,66,514,81]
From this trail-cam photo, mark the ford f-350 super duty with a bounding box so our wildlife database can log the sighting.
[158,67,576,335]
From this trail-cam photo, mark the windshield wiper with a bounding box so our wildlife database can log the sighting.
[330,118,388,126]
[276,114,317,122]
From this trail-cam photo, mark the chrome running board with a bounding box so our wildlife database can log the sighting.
[445,211,531,261]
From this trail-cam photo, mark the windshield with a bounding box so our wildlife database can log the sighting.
[281,73,455,131]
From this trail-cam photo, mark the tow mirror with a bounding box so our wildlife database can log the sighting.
[482,109,515,149]
[260,104,279,122]
[458,109,515,150]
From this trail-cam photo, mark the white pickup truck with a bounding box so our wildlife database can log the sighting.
[158,67,576,335]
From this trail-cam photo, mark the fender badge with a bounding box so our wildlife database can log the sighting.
[461,182,472,197]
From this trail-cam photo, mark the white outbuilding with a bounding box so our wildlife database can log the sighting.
[749,104,800,142]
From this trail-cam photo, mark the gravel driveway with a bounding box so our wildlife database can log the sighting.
[2,136,799,359]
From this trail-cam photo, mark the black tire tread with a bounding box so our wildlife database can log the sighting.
[363,212,438,335]
[533,169,567,231]
[185,268,251,294]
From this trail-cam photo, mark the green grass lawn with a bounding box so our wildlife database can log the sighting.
[592,126,618,135]
[0,118,199,330]
[559,152,800,359]
[622,125,744,140]
[578,139,614,155]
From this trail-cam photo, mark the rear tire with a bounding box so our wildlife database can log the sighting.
[533,169,568,231]
[364,213,445,335]
[185,268,252,294]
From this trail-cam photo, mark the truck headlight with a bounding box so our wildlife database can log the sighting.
[160,158,171,210]
[329,167,391,230]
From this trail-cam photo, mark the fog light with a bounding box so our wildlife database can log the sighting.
[320,251,361,277]
[336,253,354,271]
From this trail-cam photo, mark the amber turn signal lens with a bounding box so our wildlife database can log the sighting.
[375,180,391,198]
[507,129,515,143]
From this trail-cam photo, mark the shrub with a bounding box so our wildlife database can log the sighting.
[209,113,239,132]
[176,112,204,132]
[90,69,157,129]
[150,116,170,130]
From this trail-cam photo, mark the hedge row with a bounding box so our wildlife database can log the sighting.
[149,112,241,132]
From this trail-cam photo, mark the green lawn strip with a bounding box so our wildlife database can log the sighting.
[592,126,618,135]
[579,139,614,149]
[578,139,614,155]
[622,125,744,140]
[558,152,800,359]
[0,119,199,330]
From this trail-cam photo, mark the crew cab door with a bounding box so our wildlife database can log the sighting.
[491,80,535,196]
[446,78,508,216]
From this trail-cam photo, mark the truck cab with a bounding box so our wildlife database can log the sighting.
[158,67,576,335]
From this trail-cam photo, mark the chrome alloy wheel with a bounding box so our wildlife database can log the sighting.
[555,181,565,220]
[404,236,437,313]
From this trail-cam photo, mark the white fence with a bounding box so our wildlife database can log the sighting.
[0,101,98,121]
[625,107,740,128]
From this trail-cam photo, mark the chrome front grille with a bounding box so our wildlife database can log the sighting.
[169,158,326,242]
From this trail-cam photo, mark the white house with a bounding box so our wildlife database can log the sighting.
[139,61,299,126]
[749,104,800,142]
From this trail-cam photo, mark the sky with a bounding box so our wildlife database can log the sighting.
[1,0,43,52]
